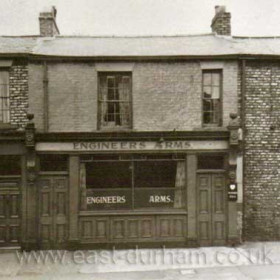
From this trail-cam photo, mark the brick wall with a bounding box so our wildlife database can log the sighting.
[48,63,97,132]
[28,61,238,132]
[133,62,201,131]
[244,61,280,240]
[9,62,28,129]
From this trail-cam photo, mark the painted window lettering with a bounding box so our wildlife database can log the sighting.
[87,196,126,204]
[149,195,172,203]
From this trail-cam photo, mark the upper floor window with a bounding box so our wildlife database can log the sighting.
[202,70,222,126]
[0,71,9,123]
[98,72,132,129]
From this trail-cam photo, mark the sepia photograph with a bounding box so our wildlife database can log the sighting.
[0,0,280,279]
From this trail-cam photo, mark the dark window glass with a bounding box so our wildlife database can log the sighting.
[146,154,174,160]
[134,160,185,209]
[82,156,186,210]
[202,70,222,126]
[197,155,224,169]
[39,155,68,171]
[0,156,21,175]
[134,161,176,188]
[86,161,132,188]
[81,155,119,161]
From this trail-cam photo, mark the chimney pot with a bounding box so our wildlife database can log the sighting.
[215,5,226,14]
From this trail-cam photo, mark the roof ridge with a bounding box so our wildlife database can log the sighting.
[52,33,215,39]
[0,35,40,38]
[233,36,280,39]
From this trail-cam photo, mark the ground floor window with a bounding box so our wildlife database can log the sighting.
[0,155,21,175]
[39,154,68,172]
[80,154,186,210]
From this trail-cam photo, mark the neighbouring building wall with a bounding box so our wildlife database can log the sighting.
[9,62,28,129]
[244,61,280,241]
[28,60,238,132]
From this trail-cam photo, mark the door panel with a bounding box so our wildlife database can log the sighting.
[0,187,20,247]
[212,174,226,245]
[38,176,68,248]
[197,174,226,246]
[197,175,212,246]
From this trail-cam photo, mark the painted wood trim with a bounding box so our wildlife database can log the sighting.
[68,156,79,241]
[187,154,197,241]
[21,155,27,243]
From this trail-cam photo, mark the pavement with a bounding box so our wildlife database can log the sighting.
[0,242,280,279]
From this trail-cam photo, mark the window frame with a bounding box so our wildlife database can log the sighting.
[197,153,226,171]
[97,72,132,130]
[0,69,10,124]
[202,69,223,127]
[81,154,186,211]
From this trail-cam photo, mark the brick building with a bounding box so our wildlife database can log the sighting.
[0,6,277,250]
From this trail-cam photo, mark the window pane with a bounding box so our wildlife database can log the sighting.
[85,161,132,210]
[0,71,9,123]
[203,73,211,85]
[134,161,176,188]
[212,87,220,99]
[212,99,220,123]
[197,155,224,169]
[39,155,68,171]
[203,99,212,111]
[135,188,175,208]
[107,76,115,88]
[203,111,212,124]
[86,161,131,188]
[134,161,185,209]
[86,189,132,210]
[203,86,212,98]
[212,73,220,86]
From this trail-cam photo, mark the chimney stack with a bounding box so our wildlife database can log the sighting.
[211,6,231,36]
[39,6,60,37]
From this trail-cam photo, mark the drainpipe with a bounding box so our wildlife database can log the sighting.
[241,59,246,242]
[43,61,49,131]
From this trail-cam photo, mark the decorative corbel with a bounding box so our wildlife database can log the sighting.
[227,113,240,184]
[25,114,36,183]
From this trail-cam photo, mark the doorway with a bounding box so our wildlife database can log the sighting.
[197,173,227,246]
[37,176,68,248]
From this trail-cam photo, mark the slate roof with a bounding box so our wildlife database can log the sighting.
[0,37,38,54]
[1,33,280,58]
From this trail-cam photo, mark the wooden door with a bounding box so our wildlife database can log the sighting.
[0,185,20,247]
[38,176,68,248]
[197,173,226,246]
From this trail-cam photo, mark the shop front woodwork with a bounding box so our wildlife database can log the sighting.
[31,134,235,249]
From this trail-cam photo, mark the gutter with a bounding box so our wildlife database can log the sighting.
[2,53,280,61]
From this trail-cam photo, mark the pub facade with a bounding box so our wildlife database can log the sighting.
[4,5,274,250]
